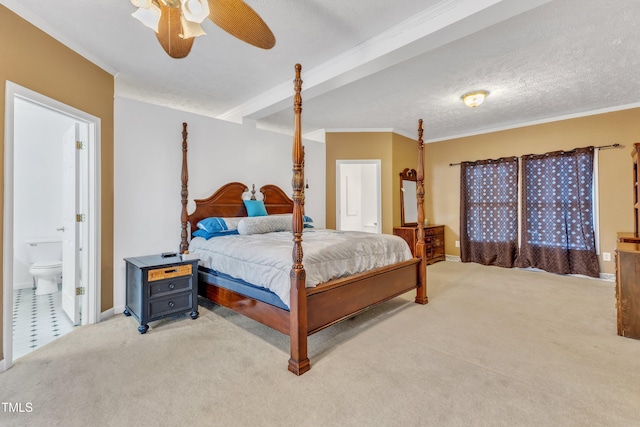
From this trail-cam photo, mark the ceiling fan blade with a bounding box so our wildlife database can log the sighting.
[208,0,276,49]
[156,3,194,58]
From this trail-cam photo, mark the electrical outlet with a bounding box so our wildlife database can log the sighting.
[602,252,611,261]
[455,240,460,248]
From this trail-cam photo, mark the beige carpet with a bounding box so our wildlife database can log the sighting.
[1,261,639,427]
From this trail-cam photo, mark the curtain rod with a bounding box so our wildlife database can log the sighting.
[448,143,622,166]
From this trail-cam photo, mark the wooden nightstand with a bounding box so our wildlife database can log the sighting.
[123,253,199,334]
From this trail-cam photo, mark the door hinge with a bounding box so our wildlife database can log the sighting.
[76,141,85,149]
[76,214,85,222]
[76,287,85,296]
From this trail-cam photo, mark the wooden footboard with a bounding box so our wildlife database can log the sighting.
[307,258,421,334]
[198,258,422,339]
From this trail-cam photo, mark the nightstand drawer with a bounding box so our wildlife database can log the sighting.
[148,264,192,282]
[149,277,192,297]
[149,293,193,319]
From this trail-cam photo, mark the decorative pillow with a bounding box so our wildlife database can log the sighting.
[243,200,268,217]
[272,213,313,223]
[192,229,239,240]
[197,217,241,233]
[267,213,314,229]
[238,216,292,235]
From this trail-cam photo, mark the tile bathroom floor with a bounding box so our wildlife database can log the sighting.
[13,286,75,360]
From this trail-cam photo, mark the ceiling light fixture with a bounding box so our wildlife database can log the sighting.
[461,90,489,108]
[130,0,276,59]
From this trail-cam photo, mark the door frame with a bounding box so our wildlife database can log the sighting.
[336,159,382,233]
[2,81,101,371]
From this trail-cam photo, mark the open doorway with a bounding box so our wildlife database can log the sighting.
[2,82,101,369]
[336,160,381,233]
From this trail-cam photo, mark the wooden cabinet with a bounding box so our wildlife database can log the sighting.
[634,144,640,239]
[615,242,640,339]
[124,254,199,334]
[620,143,640,243]
[393,225,445,265]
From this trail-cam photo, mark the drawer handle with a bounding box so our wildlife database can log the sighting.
[165,269,178,274]
[168,283,175,290]
[168,301,175,308]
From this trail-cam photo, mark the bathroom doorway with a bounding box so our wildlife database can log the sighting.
[3,82,101,368]
[336,160,381,233]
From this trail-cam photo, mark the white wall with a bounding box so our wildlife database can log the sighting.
[113,97,326,312]
[13,98,75,288]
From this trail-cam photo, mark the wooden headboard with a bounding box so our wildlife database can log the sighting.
[185,182,294,237]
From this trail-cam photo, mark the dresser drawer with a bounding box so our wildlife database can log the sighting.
[149,276,192,297]
[424,226,442,236]
[148,264,192,282]
[393,225,445,264]
[149,292,193,319]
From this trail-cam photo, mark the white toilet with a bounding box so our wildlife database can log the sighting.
[25,239,63,296]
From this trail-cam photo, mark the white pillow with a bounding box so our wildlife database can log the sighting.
[237,216,292,235]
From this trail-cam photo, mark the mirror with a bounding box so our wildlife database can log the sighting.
[400,168,418,226]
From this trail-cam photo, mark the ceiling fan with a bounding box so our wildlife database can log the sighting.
[131,0,276,58]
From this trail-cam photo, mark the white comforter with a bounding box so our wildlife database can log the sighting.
[189,229,412,308]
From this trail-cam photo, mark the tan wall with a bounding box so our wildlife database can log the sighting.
[425,108,640,274]
[325,131,424,233]
[326,132,393,233]
[0,6,114,359]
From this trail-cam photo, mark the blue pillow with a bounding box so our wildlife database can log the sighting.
[197,217,229,233]
[192,229,239,239]
[244,200,268,217]
[303,215,313,223]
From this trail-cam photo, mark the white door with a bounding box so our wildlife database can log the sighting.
[61,124,81,325]
[336,160,382,233]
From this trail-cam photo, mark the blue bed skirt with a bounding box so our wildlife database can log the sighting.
[197,267,290,311]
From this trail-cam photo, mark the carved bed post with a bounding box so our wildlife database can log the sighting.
[415,119,429,304]
[180,122,190,254]
[288,64,311,375]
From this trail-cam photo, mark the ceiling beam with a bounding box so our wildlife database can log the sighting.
[218,0,552,124]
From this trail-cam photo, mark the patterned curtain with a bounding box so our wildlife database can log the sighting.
[515,147,599,277]
[460,157,519,268]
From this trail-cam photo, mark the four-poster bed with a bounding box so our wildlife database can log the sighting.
[179,64,428,375]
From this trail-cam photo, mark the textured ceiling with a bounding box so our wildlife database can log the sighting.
[3,0,640,142]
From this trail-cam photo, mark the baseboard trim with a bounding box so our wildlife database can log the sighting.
[13,281,33,290]
[442,256,613,281]
[100,308,115,322]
